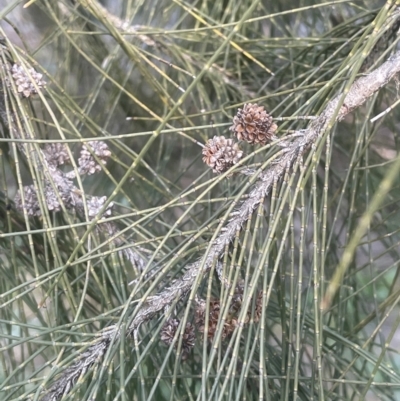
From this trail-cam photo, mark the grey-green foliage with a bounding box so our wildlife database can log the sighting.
[1,1,400,400]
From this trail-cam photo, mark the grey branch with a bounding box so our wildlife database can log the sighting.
[40,337,111,401]
[37,49,400,400]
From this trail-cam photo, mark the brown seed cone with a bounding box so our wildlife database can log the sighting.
[195,298,237,340]
[230,103,277,145]
[202,136,243,174]
[160,319,196,360]
[160,318,180,346]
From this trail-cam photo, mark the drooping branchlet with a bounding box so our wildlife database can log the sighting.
[202,135,243,173]
[230,103,277,145]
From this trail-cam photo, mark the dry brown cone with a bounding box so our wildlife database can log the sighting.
[202,136,243,174]
[160,318,180,346]
[230,103,278,145]
[195,298,238,341]
[160,318,196,360]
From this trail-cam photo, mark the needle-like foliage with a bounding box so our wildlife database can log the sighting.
[1,1,400,401]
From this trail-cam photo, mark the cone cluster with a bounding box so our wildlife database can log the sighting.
[158,288,263,361]
[10,64,46,98]
[194,289,263,342]
[230,103,277,145]
[14,141,112,217]
[14,182,75,217]
[78,141,111,175]
[202,103,277,173]
[202,136,243,174]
